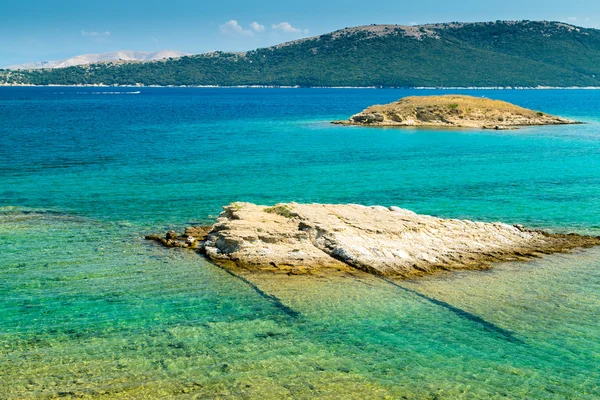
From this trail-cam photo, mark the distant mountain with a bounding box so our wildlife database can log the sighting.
[4,50,188,70]
[2,21,600,87]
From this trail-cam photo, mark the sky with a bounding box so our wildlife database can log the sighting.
[1,0,600,66]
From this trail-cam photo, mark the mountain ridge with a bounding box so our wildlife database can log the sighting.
[4,50,188,70]
[2,20,600,87]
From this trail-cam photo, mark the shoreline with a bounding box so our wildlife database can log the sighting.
[3,83,600,90]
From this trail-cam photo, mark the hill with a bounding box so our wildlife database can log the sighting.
[2,21,600,87]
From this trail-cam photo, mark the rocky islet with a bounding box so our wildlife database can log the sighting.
[332,94,579,129]
[147,202,600,278]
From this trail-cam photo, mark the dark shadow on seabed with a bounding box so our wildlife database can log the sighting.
[381,277,524,344]
[204,257,303,320]
[198,248,524,344]
[314,243,527,344]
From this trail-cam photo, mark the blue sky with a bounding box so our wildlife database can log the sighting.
[1,0,599,66]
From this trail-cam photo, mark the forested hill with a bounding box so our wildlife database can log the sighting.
[3,20,600,87]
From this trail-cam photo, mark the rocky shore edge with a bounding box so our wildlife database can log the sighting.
[332,94,580,130]
[146,202,600,278]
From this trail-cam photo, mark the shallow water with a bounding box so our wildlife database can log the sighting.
[1,87,599,398]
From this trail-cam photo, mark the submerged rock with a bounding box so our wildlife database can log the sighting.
[332,95,580,129]
[147,202,600,278]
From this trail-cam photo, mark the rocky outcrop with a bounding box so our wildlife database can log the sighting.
[145,226,212,249]
[148,202,600,278]
[333,95,579,129]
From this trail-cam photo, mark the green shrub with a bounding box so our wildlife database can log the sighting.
[264,205,296,219]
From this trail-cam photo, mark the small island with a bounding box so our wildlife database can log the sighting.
[333,95,579,129]
[147,202,600,278]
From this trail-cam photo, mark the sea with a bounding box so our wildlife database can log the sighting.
[1,87,599,399]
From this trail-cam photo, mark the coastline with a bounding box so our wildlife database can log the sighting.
[3,83,600,89]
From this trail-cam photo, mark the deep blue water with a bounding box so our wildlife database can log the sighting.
[2,87,599,231]
[1,87,599,398]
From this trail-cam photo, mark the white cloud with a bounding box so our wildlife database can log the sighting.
[250,22,265,32]
[567,17,577,22]
[81,30,110,37]
[272,22,307,34]
[220,20,253,36]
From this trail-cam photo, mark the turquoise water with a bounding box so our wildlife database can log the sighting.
[1,87,600,398]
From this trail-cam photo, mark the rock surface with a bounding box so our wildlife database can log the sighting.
[332,95,579,129]
[145,226,211,249]
[149,202,600,278]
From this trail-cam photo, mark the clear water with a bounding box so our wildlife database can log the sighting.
[1,87,599,398]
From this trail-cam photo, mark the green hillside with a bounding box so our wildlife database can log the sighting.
[2,20,600,87]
